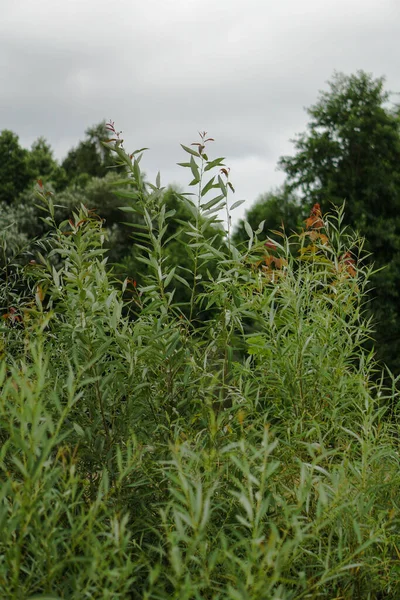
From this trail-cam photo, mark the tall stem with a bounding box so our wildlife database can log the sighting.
[225,188,231,255]
[189,157,204,322]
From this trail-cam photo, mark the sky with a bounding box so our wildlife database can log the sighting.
[1,0,399,225]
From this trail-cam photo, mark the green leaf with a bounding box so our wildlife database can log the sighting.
[190,155,200,180]
[181,144,200,157]
[107,178,135,187]
[230,199,245,211]
[218,175,227,196]
[201,175,216,197]
[203,203,225,217]
[133,160,142,188]
[114,190,140,200]
[118,206,136,213]
[174,273,191,289]
[202,194,224,210]
[244,220,254,250]
[255,219,265,235]
[139,284,157,292]
[73,423,84,437]
[204,157,225,172]
[165,332,181,358]
[131,147,149,155]
[52,266,60,288]
[198,243,225,259]
[164,267,176,288]
[244,220,253,239]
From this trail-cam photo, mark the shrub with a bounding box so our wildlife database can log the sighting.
[0,128,399,599]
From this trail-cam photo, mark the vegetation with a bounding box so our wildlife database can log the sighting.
[240,71,400,373]
[3,72,400,375]
[0,130,34,204]
[233,187,303,246]
[0,126,399,599]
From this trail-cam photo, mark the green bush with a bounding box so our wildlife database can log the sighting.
[0,128,399,599]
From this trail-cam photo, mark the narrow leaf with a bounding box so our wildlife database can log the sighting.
[255,219,265,235]
[164,267,176,288]
[244,221,253,239]
[218,175,227,196]
[201,175,216,197]
[174,273,191,289]
[202,194,225,210]
[190,155,200,181]
[181,144,200,157]
[107,178,135,187]
[204,157,225,172]
[230,199,245,211]
[114,190,140,200]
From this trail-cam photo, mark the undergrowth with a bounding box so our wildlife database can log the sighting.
[0,126,399,599]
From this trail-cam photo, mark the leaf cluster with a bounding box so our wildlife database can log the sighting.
[0,133,399,599]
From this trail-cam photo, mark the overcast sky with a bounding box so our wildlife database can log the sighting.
[1,0,399,224]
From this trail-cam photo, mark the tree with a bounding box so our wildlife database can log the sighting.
[0,130,33,204]
[61,121,115,186]
[233,187,303,246]
[55,172,138,265]
[278,71,400,373]
[26,137,68,191]
[27,137,57,179]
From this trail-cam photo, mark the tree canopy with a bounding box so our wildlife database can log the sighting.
[279,71,400,229]
[61,121,115,186]
[233,186,303,246]
[3,79,400,373]
[237,71,400,372]
[0,130,33,204]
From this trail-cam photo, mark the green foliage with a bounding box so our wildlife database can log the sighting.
[0,201,37,261]
[278,70,400,373]
[0,130,33,204]
[48,172,139,265]
[0,129,399,598]
[28,137,56,180]
[120,184,225,314]
[233,187,303,247]
[61,121,116,187]
[27,137,69,191]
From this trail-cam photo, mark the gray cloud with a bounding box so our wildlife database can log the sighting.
[1,0,399,223]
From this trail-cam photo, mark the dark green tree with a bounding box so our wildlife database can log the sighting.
[27,137,57,179]
[27,137,68,191]
[279,71,400,373]
[0,130,33,204]
[55,172,138,264]
[233,187,303,246]
[61,121,115,187]
[13,172,136,262]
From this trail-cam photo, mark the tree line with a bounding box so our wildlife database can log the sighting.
[2,70,400,373]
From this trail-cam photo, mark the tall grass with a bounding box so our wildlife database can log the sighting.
[0,129,399,599]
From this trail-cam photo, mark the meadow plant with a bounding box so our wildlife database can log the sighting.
[0,126,398,599]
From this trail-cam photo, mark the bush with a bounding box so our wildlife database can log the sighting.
[0,129,399,599]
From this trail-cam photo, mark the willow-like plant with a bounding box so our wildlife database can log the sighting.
[0,127,398,599]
